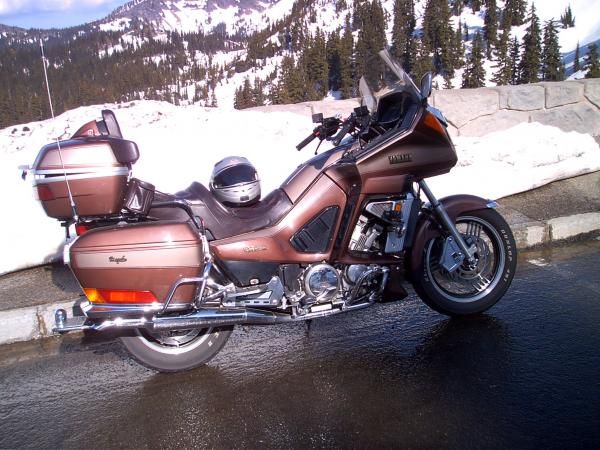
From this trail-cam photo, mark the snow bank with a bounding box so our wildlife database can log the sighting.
[1,101,599,275]
[429,122,600,199]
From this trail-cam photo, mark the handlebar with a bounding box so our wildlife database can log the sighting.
[296,132,318,151]
[331,118,354,146]
[296,116,342,151]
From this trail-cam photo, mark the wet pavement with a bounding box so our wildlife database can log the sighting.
[0,239,599,449]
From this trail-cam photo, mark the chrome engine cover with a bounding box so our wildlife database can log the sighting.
[344,264,370,285]
[303,264,340,301]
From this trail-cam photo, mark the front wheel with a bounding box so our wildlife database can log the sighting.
[411,209,517,316]
[120,326,233,372]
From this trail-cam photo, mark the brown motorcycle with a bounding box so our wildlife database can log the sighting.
[25,50,516,372]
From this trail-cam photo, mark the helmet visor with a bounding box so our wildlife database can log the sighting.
[213,165,258,188]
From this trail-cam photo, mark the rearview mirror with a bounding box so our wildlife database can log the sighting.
[420,72,432,99]
[312,113,324,124]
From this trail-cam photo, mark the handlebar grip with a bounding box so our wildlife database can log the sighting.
[296,132,317,151]
[331,121,353,146]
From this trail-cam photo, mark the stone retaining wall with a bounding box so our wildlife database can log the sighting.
[431,78,600,137]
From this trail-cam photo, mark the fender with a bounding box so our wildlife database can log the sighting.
[408,194,496,273]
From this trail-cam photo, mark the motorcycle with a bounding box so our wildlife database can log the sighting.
[23,49,516,372]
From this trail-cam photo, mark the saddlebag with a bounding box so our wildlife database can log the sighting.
[69,220,203,311]
[30,137,138,220]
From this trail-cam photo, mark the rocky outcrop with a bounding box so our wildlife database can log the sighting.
[432,78,600,137]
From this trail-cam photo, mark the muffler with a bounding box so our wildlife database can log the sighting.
[53,306,294,333]
[150,307,293,330]
[53,302,372,334]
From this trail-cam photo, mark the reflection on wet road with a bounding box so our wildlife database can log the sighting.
[0,240,599,448]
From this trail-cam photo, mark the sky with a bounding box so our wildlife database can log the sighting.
[0,0,125,29]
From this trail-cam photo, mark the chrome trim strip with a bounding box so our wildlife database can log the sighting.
[33,167,129,183]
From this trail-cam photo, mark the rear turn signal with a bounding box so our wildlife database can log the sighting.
[75,223,92,235]
[84,288,157,304]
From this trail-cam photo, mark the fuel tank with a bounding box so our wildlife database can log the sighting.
[69,221,202,308]
[211,175,346,263]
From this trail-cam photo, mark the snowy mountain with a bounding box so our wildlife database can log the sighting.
[0,0,599,130]
[102,0,295,34]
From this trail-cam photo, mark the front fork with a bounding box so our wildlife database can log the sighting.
[418,180,477,272]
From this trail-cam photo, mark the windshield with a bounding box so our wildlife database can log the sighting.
[359,49,421,113]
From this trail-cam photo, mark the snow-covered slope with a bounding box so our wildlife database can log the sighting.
[1,99,599,275]
[104,0,296,34]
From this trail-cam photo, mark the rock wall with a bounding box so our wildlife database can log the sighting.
[432,78,600,137]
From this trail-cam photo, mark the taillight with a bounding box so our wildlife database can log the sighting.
[34,184,55,201]
[75,223,92,235]
[83,288,157,304]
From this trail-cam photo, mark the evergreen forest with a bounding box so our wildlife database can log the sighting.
[0,0,598,129]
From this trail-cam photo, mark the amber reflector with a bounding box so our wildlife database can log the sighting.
[84,288,157,304]
[422,111,447,138]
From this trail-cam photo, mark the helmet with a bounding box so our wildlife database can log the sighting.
[210,156,261,206]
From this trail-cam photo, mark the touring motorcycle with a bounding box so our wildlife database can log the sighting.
[24,50,516,371]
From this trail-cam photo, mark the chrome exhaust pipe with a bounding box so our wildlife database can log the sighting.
[53,301,374,334]
[53,306,295,333]
[149,307,293,331]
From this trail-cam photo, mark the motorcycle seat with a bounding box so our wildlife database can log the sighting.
[151,182,293,241]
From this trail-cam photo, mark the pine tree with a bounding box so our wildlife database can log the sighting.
[584,44,600,78]
[391,0,416,72]
[574,41,581,72]
[541,20,564,81]
[483,0,498,58]
[339,16,355,99]
[505,0,527,26]
[303,29,329,98]
[422,0,454,77]
[560,5,575,28]
[451,0,460,16]
[491,30,512,85]
[411,37,434,82]
[355,0,387,90]
[210,87,218,107]
[327,31,342,92]
[462,32,486,88]
[509,36,520,84]
[451,19,465,70]
[277,55,303,104]
[518,3,542,83]
[252,78,264,106]
[501,8,512,32]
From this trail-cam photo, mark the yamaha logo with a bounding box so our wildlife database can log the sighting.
[388,153,412,164]
[109,256,128,264]
[244,246,267,253]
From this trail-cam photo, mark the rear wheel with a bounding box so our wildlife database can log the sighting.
[411,209,517,316]
[120,326,233,372]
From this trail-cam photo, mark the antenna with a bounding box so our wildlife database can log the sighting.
[40,39,78,221]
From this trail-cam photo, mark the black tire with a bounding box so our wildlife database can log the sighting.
[120,326,233,372]
[411,208,517,316]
